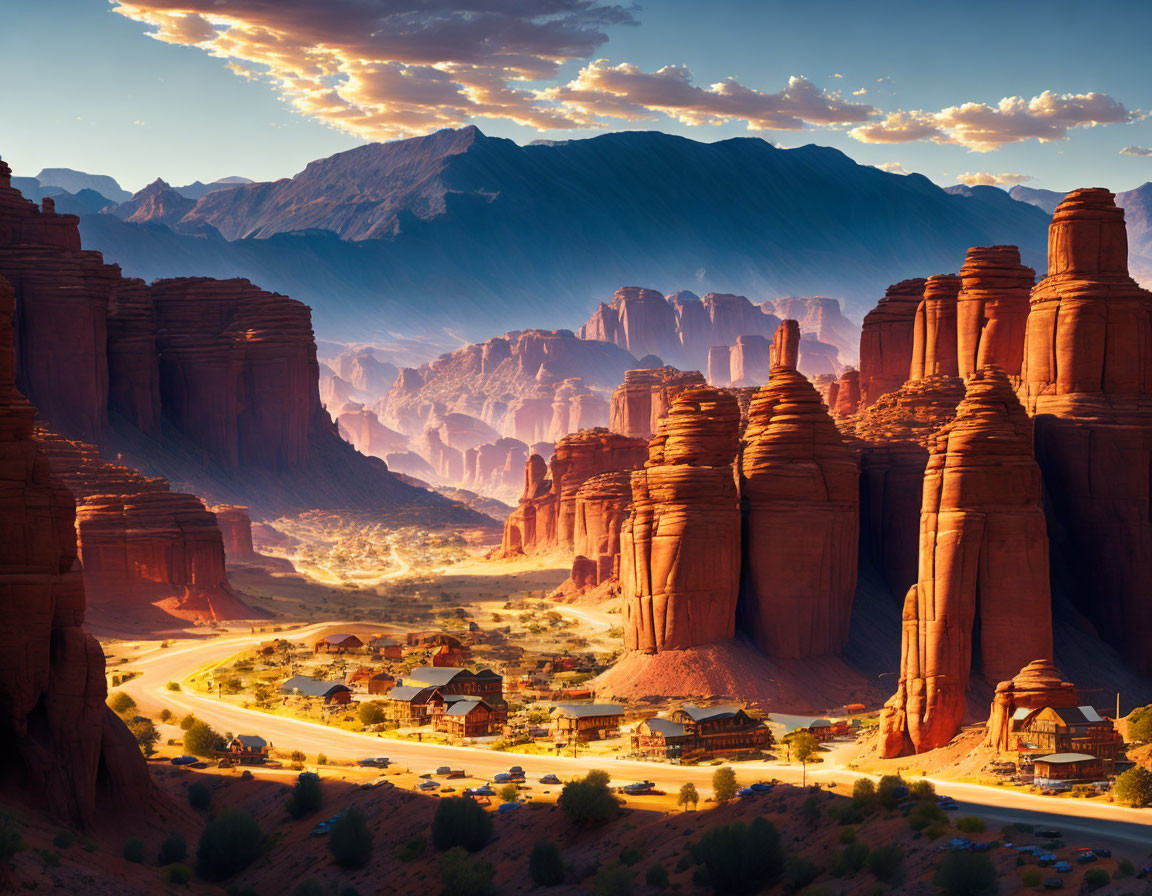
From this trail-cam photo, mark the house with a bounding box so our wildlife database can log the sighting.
[432,642,470,666]
[227,734,270,765]
[313,633,364,655]
[402,667,504,703]
[1014,706,1123,771]
[367,635,403,661]
[368,672,396,696]
[279,676,353,705]
[632,717,697,760]
[405,631,465,650]
[670,705,772,756]
[550,703,625,742]
[1033,753,1105,786]
[432,698,498,739]
[381,684,438,725]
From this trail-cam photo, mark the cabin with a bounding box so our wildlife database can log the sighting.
[432,698,498,739]
[367,635,403,661]
[550,703,625,742]
[632,717,696,760]
[1033,753,1105,786]
[368,672,396,696]
[402,667,504,703]
[1014,706,1123,771]
[670,705,772,756]
[313,633,364,655]
[381,684,438,725]
[405,631,465,650]
[227,734,270,765]
[279,675,352,705]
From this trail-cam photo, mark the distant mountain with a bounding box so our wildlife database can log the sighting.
[75,127,1053,342]
[170,176,253,201]
[1008,185,1066,216]
[11,175,115,215]
[108,178,197,227]
[35,167,130,202]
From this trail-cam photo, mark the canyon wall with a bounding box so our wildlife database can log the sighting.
[956,246,1034,378]
[608,367,707,440]
[858,278,925,406]
[909,274,961,381]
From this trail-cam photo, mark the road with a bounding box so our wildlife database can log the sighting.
[119,625,1152,856]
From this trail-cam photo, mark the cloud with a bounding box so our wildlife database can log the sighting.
[1120,145,1152,157]
[852,88,867,96]
[954,171,1033,187]
[872,161,908,174]
[850,90,1133,151]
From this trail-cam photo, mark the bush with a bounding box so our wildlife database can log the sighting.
[108,691,137,716]
[357,701,386,725]
[128,718,160,757]
[838,827,856,844]
[558,770,621,829]
[159,708,173,723]
[329,806,372,869]
[287,772,323,818]
[166,681,182,692]
[868,844,904,883]
[195,808,262,880]
[619,845,642,866]
[594,862,634,896]
[852,778,876,807]
[431,797,493,852]
[956,816,985,833]
[158,832,187,865]
[123,838,144,863]
[830,842,869,878]
[695,817,784,894]
[908,800,947,831]
[188,781,212,810]
[317,754,328,766]
[712,766,738,804]
[529,839,565,886]
[678,782,699,810]
[1113,765,1152,807]
[1083,868,1110,891]
[783,855,819,892]
[183,720,225,757]
[498,783,519,804]
[1127,704,1152,742]
[910,779,936,801]
[1021,869,1042,887]
[52,831,74,850]
[876,775,906,809]
[646,861,669,890]
[439,847,498,896]
[179,714,197,731]
[933,852,997,896]
[397,834,426,862]
[1117,858,1135,877]
[164,863,192,885]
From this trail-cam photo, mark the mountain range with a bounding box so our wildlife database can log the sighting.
[20,127,1145,344]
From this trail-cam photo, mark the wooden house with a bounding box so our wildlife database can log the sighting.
[550,703,624,742]
[1015,705,1122,771]
[1033,752,1105,785]
[432,698,497,739]
[279,675,352,705]
[367,672,396,695]
[227,734,270,765]
[313,633,364,655]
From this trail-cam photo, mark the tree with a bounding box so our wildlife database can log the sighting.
[868,843,904,883]
[439,847,498,896]
[876,774,907,809]
[1114,766,1152,807]
[558,770,620,829]
[529,839,564,886]
[678,782,699,811]
[498,783,519,804]
[187,781,212,810]
[183,720,225,757]
[1127,705,1152,743]
[158,831,187,865]
[179,714,197,731]
[712,766,738,804]
[431,797,493,852]
[646,862,670,890]
[933,852,997,896]
[357,701,385,725]
[852,777,876,807]
[791,732,819,786]
[195,808,263,880]
[287,772,324,818]
[127,718,159,757]
[695,817,784,894]
[108,692,136,717]
[329,807,372,869]
[910,779,936,801]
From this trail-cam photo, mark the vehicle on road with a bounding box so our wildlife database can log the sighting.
[1075,850,1097,864]
[540,774,561,785]
[493,773,511,784]
[1054,862,1072,873]
[620,781,655,795]
[1038,854,1057,866]
[1042,877,1063,889]
[750,782,774,793]
[170,755,198,766]
[1090,848,1111,858]
[418,780,440,791]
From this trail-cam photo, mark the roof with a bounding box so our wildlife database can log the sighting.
[371,636,400,647]
[643,718,689,737]
[369,671,395,680]
[279,676,351,697]
[1035,752,1098,764]
[386,685,431,702]
[809,719,833,728]
[318,633,362,645]
[551,703,624,718]
[405,666,470,687]
[680,704,741,722]
[233,735,267,749]
[445,700,486,717]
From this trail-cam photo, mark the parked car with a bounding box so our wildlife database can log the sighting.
[472,785,495,796]
[737,788,756,799]
[1038,854,1057,866]
[497,802,520,815]
[621,781,655,795]
[310,814,342,837]
[1054,862,1072,873]
[750,783,774,793]
[1037,829,1062,839]
[1042,877,1063,889]
[948,838,973,851]
[1075,851,1098,864]
[540,774,561,785]
[441,786,456,794]
[418,780,440,791]
[493,773,511,784]
[170,755,198,766]
[1091,848,1112,858]
[357,757,390,768]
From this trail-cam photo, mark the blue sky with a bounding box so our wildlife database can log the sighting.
[2,0,1150,194]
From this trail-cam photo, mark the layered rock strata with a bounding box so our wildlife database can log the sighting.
[956,246,1034,378]
[858,278,925,406]
[909,274,961,380]
[608,367,706,439]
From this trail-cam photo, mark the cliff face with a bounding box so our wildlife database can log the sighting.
[608,367,707,440]
[762,296,860,367]
[909,274,961,381]
[571,470,633,588]
[1020,187,1152,674]
[621,387,741,653]
[738,322,859,658]
[956,246,1034,378]
[858,278,925,406]
[0,270,151,824]
[880,368,1052,757]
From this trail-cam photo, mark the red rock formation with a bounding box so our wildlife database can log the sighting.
[336,405,408,459]
[212,504,295,573]
[880,368,1052,757]
[609,367,707,439]
[858,278,926,406]
[0,268,151,824]
[708,345,732,386]
[956,246,1034,378]
[580,287,681,361]
[984,660,1079,752]
[832,368,860,417]
[729,334,773,386]
[763,296,860,366]
[621,387,741,653]
[106,277,161,435]
[738,323,859,658]
[909,274,961,380]
[1020,187,1152,673]
[571,470,633,586]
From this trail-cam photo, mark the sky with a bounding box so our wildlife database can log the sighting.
[1,0,1151,194]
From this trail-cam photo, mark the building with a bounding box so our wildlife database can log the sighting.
[1033,753,1105,786]
[227,734,270,765]
[368,636,403,661]
[313,633,364,655]
[632,705,772,761]
[367,672,396,696]
[432,642,469,666]
[1014,706,1123,771]
[279,676,353,705]
[405,631,466,650]
[632,717,697,760]
[550,703,625,742]
[432,698,498,739]
[381,684,438,725]
[402,667,504,703]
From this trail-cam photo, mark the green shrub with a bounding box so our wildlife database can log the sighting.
[123,838,144,863]
[128,718,160,757]
[158,832,187,865]
[52,831,74,849]
[329,807,372,869]
[924,823,950,840]
[38,849,61,868]
[183,720,225,757]
[594,862,634,896]
[187,781,212,810]
[166,681,182,692]
[712,766,738,804]
[838,827,857,844]
[317,753,328,765]
[908,800,947,831]
[868,844,903,883]
[498,783,519,804]
[286,772,323,818]
[619,845,642,866]
[529,839,564,886]
[431,797,493,852]
[1127,704,1152,742]
[782,854,819,892]
[910,779,936,801]
[695,817,784,894]
[956,816,985,833]
[179,714,196,730]
[830,842,869,878]
[933,851,997,896]
[108,691,137,716]
[558,770,620,829]
[195,808,263,880]
[164,863,192,885]
[1083,868,1110,891]
[357,701,385,725]
[801,795,823,823]
[852,778,876,808]
[1021,868,1041,887]
[1114,766,1152,807]
[876,775,906,809]
[1117,858,1135,877]
[397,834,426,862]
[439,847,498,896]
[646,861,669,890]
[159,708,174,723]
